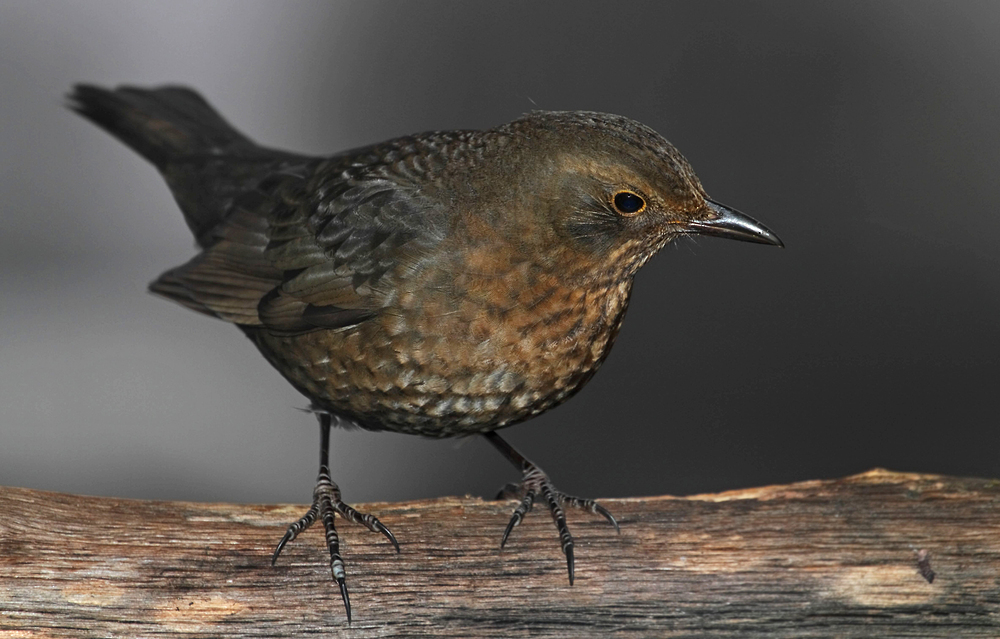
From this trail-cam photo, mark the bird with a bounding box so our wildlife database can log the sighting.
[69,84,782,621]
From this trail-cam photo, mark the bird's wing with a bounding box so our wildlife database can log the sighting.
[150,152,448,334]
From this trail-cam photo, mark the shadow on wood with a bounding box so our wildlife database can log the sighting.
[2,469,999,637]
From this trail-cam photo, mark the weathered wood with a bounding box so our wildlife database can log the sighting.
[1,469,998,637]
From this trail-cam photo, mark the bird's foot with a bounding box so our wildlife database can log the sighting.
[271,471,399,622]
[496,462,619,585]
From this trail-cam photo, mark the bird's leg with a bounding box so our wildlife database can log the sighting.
[483,431,619,585]
[271,411,399,622]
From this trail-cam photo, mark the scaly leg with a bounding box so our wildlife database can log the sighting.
[272,411,399,621]
[484,431,619,585]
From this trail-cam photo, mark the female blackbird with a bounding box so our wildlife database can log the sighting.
[70,84,781,620]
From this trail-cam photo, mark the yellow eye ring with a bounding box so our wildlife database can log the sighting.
[612,190,646,216]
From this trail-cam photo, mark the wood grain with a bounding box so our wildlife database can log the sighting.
[1,469,999,637]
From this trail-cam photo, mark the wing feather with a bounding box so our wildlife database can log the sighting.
[149,145,450,335]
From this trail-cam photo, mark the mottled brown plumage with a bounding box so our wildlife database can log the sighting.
[70,84,781,620]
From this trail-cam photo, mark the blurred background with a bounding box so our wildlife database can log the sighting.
[2,1,999,506]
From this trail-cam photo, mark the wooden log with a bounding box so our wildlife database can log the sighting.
[1,469,998,637]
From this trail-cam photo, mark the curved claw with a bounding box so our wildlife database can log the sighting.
[565,543,575,586]
[335,503,399,553]
[271,530,293,566]
[337,577,352,623]
[499,490,535,549]
[594,502,620,533]
[500,511,522,549]
[376,520,401,553]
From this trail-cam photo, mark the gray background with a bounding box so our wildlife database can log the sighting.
[2,1,999,507]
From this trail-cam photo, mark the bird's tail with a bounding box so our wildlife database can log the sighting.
[69,84,313,245]
[68,84,257,169]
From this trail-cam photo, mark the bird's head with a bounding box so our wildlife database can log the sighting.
[492,111,782,279]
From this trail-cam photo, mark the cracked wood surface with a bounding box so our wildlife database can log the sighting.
[1,469,999,637]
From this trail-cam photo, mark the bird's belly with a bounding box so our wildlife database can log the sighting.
[247,284,629,437]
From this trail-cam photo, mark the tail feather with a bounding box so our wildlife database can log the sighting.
[69,84,256,169]
[69,84,315,244]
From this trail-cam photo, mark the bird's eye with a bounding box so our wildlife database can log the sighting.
[612,191,646,216]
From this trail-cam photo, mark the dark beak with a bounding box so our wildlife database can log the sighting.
[683,200,783,247]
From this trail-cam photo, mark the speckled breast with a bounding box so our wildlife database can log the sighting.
[246,275,633,437]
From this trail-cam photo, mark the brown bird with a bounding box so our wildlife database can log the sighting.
[70,84,781,620]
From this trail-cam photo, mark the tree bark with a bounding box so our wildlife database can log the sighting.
[1,469,998,637]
